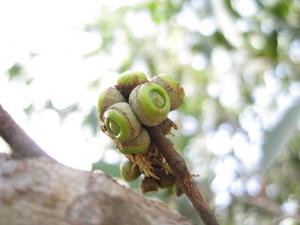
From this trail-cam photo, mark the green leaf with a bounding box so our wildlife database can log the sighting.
[213,31,234,49]
[224,0,241,18]
[265,31,278,60]
[260,98,300,170]
[23,104,34,116]
[92,160,121,178]
[270,0,291,19]
[7,63,22,80]
[118,58,133,73]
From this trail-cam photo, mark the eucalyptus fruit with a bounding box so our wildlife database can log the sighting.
[97,71,185,193]
[129,82,171,127]
[151,74,185,111]
[116,71,148,97]
[118,128,150,154]
[103,102,141,142]
[98,87,126,121]
[120,158,141,182]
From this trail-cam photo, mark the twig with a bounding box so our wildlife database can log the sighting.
[233,195,300,225]
[147,126,220,225]
[270,214,300,225]
[233,195,283,216]
[0,104,53,160]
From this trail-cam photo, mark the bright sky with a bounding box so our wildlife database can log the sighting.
[0,0,116,169]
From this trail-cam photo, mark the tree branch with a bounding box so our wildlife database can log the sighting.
[270,215,300,225]
[0,104,53,160]
[147,126,220,225]
[0,105,195,224]
[233,195,283,216]
[0,104,219,224]
[0,155,195,225]
[233,195,300,225]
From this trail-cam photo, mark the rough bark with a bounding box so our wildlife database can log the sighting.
[0,154,195,225]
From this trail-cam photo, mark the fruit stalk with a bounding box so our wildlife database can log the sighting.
[147,126,220,225]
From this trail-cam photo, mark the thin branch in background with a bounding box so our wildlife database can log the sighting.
[234,194,300,225]
[0,104,53,160]
[233,195,283,216]
[270,214,300,225]
[147,126,220,225]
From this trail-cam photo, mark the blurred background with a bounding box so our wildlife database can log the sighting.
[1,0,300,224]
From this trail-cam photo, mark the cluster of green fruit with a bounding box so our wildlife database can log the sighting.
[98,71,184,182]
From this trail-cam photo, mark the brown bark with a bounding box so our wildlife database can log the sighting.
[0,155,195,225]
[147,126,220,225]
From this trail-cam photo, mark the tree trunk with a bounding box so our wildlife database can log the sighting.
[0,154,195,225]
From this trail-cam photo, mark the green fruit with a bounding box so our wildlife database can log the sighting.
[117,71,148,85]
[103,102,141,142]
[118,128,150,154]
[116,71,148,97]
[120,158,141,181]
[129,82,170,127]
[151,74,184,111]
[98,87,126,121]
